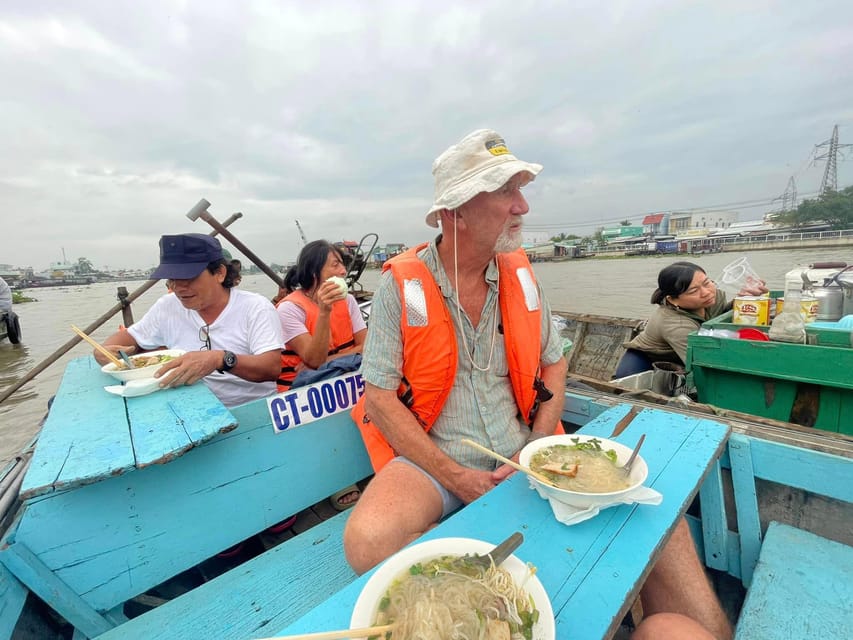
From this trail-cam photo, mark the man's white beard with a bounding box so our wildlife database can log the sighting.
[494,225,523,253]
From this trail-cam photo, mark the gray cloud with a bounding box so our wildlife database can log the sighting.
[2,0,852,269]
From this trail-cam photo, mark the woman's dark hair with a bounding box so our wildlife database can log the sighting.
[206,259,239,289]
[651,261,706,305]
[283,240,344,293]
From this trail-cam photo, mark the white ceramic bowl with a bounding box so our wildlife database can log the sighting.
[101,349,185,382]
[351,537,555,639]
[519,434,648,509]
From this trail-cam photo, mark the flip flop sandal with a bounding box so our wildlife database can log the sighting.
[265,514,298,534]
[330,484,361,512]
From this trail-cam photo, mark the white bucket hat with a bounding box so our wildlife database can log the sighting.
[425,129,543,228]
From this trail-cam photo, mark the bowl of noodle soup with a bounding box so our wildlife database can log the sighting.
[351,537,554,640]
[101,349,185,382]
[519,434,648,509]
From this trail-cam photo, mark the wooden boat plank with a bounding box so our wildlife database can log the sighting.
[699,461,729,572]
[735,522,853,639]
[551,410,729,639]
[0,563,27,640]
[9,408,373,615]
[20,358,134,500]
[729,436,762,587]
[127,385,237,468]
[96,511,358,640]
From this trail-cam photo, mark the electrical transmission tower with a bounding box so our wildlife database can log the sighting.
[779,175,797,211]
[814,124,852,195]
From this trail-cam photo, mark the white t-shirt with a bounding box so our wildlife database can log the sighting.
[128,289,284,407]
[277,294,366,344]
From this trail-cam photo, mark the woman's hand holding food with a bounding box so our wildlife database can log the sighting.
[315,277,348,312]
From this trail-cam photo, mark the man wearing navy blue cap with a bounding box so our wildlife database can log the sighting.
[93,233,283,407]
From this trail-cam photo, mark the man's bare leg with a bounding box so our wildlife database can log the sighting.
[343,460,444,574]
[640,518,732,640]
[632,612,717,640]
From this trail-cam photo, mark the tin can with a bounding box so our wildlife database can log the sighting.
[775,297,818,323]
[733,296,771,325]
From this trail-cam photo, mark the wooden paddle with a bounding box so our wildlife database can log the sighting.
[460,438,559,488]
[70,325,126,370]
[256,623,394,639]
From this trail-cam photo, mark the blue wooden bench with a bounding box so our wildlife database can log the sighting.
[95,510,358,639]
[734,522,853,639]
[0,360,374,639]
[697,432,853,638]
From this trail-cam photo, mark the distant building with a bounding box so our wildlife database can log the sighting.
[602,225,644,241]
[669,211,738,233]
[642,213,669,236]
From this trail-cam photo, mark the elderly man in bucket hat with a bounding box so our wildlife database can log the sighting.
[344,127,566,555]
[343,130,732,639]
[93,233,283,407]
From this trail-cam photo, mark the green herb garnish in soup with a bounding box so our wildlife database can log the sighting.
[530,439,630,493]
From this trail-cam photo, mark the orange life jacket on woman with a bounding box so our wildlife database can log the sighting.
[352,244,562,472]
[277,289,356,391]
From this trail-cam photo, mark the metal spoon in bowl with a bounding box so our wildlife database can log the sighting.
[117,350,136,369]
[621,434,646,476]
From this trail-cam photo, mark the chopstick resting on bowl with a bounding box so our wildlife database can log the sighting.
[460,438,559,488]
[255,623,394,639]
[70,325,126,370]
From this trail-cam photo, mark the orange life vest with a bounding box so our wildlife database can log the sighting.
[277,290,356,391]
[353,244,562,472]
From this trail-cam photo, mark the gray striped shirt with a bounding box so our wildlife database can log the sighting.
[362,241,563,470]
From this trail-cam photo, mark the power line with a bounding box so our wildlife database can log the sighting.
[524,190,822,233]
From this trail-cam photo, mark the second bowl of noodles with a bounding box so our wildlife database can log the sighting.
[350,536,555,640]
[519,434,648,509]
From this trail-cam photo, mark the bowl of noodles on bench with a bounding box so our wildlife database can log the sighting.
[519,434,649,510]
[351,537,555,640]
[101,349,185,382]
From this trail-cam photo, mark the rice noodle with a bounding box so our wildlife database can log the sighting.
[373,555,538,639]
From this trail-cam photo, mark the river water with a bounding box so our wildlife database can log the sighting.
[2,246,848,467]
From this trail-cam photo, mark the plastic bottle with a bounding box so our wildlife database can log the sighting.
[768,287,806,343]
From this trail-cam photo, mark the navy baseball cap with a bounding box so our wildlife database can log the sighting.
[150,234,224,280]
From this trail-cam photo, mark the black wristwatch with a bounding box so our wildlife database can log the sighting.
[218,350,238,373]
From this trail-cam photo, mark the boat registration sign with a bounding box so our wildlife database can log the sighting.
[267,372,365,434]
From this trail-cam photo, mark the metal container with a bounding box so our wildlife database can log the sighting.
[812,286,844,321]
[838,271,853,317]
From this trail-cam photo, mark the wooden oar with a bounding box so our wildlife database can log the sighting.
[460,438,559,487]
[70,325,126,370]
[256,623,394,639]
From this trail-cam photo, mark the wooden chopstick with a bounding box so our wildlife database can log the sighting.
[256,623,394,640]
[70,324,126,370]
[460,438,559,488]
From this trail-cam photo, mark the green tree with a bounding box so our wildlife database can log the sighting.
[777,185,853,229]
[620,219,632,226]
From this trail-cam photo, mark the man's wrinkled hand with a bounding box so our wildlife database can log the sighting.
[93,344,136,366]
[155,351,219,387]
[453,468,501,504]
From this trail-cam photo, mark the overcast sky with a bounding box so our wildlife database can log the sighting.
[2,0,852,272]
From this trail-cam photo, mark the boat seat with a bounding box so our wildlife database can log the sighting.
[734,521,853,640]
[0,564,28,640]
[95,510,357,640]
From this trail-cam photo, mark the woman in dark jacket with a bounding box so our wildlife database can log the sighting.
[615,261,765,377]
